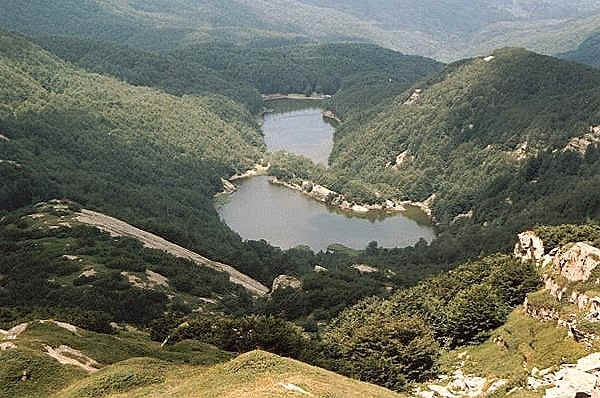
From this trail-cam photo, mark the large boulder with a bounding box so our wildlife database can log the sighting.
[552,242,600,282]
[271,275,302,292]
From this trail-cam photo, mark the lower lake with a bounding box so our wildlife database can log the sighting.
[218,176,435,252]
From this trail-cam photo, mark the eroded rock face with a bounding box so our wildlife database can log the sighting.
[552,242,600,282]
[564,125,600,155]
[271,275,302,292]
[514,231,545,263]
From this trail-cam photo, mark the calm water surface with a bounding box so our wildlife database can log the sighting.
[218,177,435,252]
[262,100,334,165]
[218,100,435,251]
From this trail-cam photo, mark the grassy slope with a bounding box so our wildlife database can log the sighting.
[65,350,405,398]
[2,320,403,398]
[0,321,232,398]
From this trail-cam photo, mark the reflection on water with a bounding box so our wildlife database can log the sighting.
[218,177,435,252]
[262,100,334,165]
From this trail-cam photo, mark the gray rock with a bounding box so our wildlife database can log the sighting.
[271,275,302,292]
[428,384,458,398]
[544,386,577,398]
[555,368,597,395]
[487,380,508,395]
[577,352,600,373]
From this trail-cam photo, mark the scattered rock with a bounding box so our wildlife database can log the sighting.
[80,269,97,278]
[452,210,474,224]
[314,265,328,273]
[322,110,341,123]
[62,255,79,261]
[387,150,415,170]
[272,275,302,292]
[564,126,600,155]
[352,264,378,273]
[552,242,600,282]
[229,163,270,181]
[404,88,423,105]
[221,178,236,193]
[2,322,28,340]
[145,269,169,288]
[0,342,16,350]
[428,384,457,398]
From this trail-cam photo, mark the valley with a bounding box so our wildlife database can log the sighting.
[219,99,434,251]
[2,2,600,397]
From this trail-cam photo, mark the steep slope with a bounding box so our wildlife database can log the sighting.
[558,31,600,68]
[0,31,288,285]
[29,35,263,113]
[0,201,262,331]
[326,48,600,226]
[74,207,268,295]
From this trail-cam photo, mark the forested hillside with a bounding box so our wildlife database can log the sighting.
[171,43,442,95]
[0,31,279,286]
[558,31,600,68]
[31,35,263,112]
[264,48,600,265]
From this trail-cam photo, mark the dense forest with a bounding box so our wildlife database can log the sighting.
[270,49,600,253]
[171,43,442,95]
[30,35,263,113]
[0,32,455,329]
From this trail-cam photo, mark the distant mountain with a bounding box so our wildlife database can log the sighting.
[1,0,599,60]
[558,31,600,68]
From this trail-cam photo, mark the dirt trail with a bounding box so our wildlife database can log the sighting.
[76,209,269,295]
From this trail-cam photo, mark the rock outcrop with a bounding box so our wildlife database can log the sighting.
[564,125,600,155]
[525,353,600,397]
[552,242,600,282]
[272,275,302,292]
[415,368,507,397]
[514,231,545,263]
[404,88,422,105]
[386,150,415,170]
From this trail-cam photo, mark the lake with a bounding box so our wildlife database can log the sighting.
[218,100,435,252]
[262,99,334,165]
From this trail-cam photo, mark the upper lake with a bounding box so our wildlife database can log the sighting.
[218,100,435,252]
[262,99,334,165]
